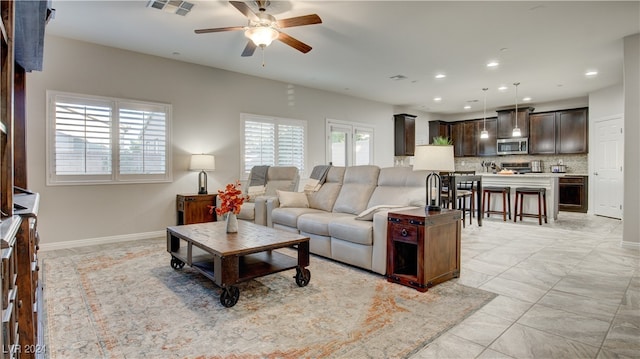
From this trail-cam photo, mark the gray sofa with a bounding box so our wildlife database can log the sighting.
[266,165,427,275]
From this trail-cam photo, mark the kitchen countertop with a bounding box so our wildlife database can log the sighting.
[477,173,589,177]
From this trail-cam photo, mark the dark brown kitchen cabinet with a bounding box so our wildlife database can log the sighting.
[529,112,557,154]
[557,108,588,154]
[428,121,450,143]
[476,118,497,156]
[529,108,588,155]
[497,107,531,139]
[462,121,477,156]
[394,114,416,156]
[559,176,588,212]
[450,122,464,157]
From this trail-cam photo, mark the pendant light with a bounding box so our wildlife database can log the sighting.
[480,88,489,139]
[512,82,522,137]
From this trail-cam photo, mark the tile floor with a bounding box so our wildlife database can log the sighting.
[412,212,639,359]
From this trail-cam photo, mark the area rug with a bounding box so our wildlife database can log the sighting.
[42,239,495,358]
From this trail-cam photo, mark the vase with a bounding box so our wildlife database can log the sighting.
[226,212,238,233]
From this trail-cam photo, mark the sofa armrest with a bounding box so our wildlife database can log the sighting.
[265,197,281,227]
[254,195,277,226]
[371,205,420,275]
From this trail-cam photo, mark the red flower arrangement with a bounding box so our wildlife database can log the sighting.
[213,181,247,216]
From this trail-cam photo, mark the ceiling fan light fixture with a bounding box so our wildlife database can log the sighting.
[245,26,279,47]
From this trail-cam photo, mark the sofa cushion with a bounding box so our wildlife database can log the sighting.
[277,190,309,208]
[264,166,300,196]
[271,207,323,228]
[329,217,374,246]
[297,212,352,236]
[333,165,380,215]
[367,167,428,208]
[307,166,345,212]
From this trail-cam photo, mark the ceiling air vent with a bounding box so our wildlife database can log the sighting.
[147,0,194,16]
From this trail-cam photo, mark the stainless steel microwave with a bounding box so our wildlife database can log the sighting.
[497,138,528,155]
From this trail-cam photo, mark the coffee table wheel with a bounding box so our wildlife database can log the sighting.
[295,267,311,287]
[170,256,185,270]
[220,286,240,308]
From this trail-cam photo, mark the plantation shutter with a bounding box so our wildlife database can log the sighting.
[53,97,113,176]
[241,114,306,178]
[119,103,168,175]
[47,91,172,185]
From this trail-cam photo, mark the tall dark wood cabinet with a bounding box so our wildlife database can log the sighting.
[394,114,416,156]
[497,107,531,138]
[1,2,47,357]
[476,118,497,156]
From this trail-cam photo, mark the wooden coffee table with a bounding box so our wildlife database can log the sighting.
[166,220,311,307]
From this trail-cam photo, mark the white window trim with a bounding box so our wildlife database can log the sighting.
[240,113,307,180]
[326,118,375,166]
[46,90,173,186]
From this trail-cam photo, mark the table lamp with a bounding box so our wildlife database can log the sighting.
[412,145,455,211]
[189,154,216,194]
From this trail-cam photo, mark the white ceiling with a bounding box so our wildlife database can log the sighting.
[46,1,639,115]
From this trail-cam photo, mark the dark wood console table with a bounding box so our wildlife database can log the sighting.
[386,208,461,292]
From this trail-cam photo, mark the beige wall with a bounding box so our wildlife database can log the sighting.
[27,36,396,246]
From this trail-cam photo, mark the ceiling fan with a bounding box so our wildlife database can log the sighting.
[195,1,322,57]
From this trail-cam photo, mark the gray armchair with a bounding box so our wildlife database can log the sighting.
[236,166,300,225]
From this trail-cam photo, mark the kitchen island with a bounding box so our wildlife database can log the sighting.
[480,173,563,222]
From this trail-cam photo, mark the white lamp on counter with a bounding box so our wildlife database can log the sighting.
[189,154,216,194]
[413,144,455,212]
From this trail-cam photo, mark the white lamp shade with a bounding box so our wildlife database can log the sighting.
[412,145,455,172]
[189,154,216,171]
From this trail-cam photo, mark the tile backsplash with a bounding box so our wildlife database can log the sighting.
[454,154,588,174]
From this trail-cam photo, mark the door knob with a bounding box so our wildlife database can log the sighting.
[594,172,598,176]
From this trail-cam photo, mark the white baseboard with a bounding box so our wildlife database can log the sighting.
[621,240,640,250]
[39,230,165,251]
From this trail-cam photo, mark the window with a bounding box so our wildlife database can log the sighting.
[46,91,172,185]
[326,119,374,166]
[241,113,306,179]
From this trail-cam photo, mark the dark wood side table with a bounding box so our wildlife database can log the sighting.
[386,208,462,292]
[176,194,217,225]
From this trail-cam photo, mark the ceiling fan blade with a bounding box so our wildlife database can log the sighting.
[195,26,245,34]
[241,41,257,57]
[277,14,322,28]
[278,32,312,54]
[230,1,259,22]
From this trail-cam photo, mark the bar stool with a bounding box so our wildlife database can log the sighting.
[483,186,511,221]
[514,187,548,225]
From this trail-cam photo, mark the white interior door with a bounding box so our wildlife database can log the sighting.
[593,116,624,219]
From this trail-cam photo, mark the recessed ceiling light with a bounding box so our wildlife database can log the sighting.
[523,97,532,102]
[487,61,499,68]
[464,105,471,110]
[585,70,598,77]
[498,85,508,91]
[433,97,442,102]
[435,74,446,79]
